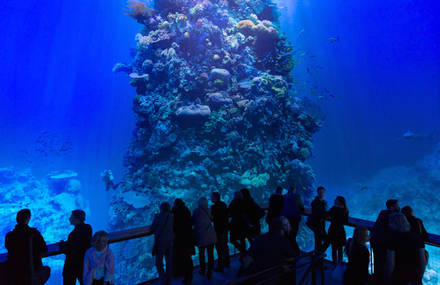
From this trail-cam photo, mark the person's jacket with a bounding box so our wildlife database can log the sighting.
[5,224,48,277]
[405,215,429,242]
[344,239,371,284]
[61,223,92,271]
[83,247,114,285]
[228,198,249,240]
[173,205,195,249]
[193,206,217,247]
[266,194,283,222]
[211,200,229,235]
[282,192,304,219]
[371,209,394,247]
[248,231,295,273]
[328,206,348,228]
[151,211,174,251]
[308,197,327,227]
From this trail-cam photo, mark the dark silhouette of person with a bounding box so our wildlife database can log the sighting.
[307,186,329,252]
[266,186,284,224]
[328,196,348,263]
[385,212,427,285]
[241,188,265,242]
[59,209,93,285]
[371,199,400,283]
[247,217,295,279]
[281,185,304,254]
[344,226,371,285]
[5,208,50,285]
[193,197,217,280]
[151,202,174,285]
[172,199,195,285]
[401,206,428,242]
[210,192,230,272]
[228,191,248,260]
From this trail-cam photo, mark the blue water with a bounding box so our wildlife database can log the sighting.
[278,0,440,186]
[0,0,439,284]
[0,0,138,231]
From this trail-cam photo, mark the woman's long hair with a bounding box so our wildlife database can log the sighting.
[336,196,348,215]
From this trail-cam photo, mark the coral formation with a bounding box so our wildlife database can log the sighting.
[112,0,321,282]
[0,167,89,282]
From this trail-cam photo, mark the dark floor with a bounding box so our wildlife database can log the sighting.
[143,254,341,285]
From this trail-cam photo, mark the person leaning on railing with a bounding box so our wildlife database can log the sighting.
[59,209,92,285]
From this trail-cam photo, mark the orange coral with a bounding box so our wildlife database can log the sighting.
[125,0,156,23]
[237,20,255,35]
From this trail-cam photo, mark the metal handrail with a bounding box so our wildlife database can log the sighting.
[226,252,326,285]
[1,206,439,263]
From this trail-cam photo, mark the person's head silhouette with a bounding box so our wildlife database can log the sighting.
[16,209,31,225]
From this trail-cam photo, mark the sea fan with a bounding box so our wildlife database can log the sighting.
[125,0,155,23]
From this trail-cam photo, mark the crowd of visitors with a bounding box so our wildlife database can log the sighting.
[0,185,430,285]
[0,209,114,285]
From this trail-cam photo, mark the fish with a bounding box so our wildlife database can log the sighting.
[328,36,340,43]
[402,130,421,140]
[401,130,437,140]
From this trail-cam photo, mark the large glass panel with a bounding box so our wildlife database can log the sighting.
[1,0,438,284]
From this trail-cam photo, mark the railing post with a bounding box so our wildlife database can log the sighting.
[311,253,316,285]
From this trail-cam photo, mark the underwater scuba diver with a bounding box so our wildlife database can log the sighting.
[101,170,122,191]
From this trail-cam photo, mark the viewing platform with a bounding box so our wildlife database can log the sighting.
[1,207,439,284]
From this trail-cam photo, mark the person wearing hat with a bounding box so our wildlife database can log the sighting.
[59,209,93,285]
